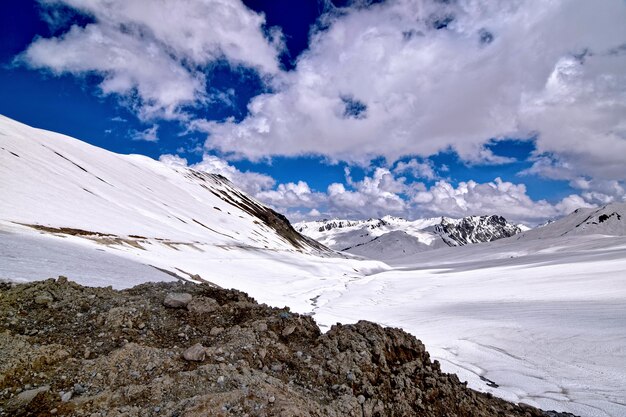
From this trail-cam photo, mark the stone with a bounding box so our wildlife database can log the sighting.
[60,390,73,402]
[183,343,206,362]
[35,292,53,306]
[210,327,224,336]
[164,292,192,308]
[7,385,50,409]
[187,297,220,314]
[282,325,296,337]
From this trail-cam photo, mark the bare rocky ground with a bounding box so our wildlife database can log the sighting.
[0,277,577,417]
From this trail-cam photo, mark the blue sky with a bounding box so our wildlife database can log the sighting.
[1,0,625,224]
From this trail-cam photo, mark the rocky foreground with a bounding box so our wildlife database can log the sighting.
[0,278,575,417]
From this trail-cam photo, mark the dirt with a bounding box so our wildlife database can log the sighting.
[0,277,574,417]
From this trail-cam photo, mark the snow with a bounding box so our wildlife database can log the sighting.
[2,115,626,417]
[311,233,626,417]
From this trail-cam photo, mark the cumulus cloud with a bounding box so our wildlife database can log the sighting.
[394,159,437,180]
[159,152,602,224]
[20,0,282,120]
[409,177,596,224]
[205,0,626,182]
[325,168,407,218]
[256,181,323,212]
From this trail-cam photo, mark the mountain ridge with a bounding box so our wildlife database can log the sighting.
[294,214,524,259]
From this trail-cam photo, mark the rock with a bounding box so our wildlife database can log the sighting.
[357,394,366,404]
[73,383,86,395]
[183,343,206,362]
[164,292,193,308]
[35,292,53,306]
[187,297,219,314]
[7,385,50,409]
[282,325,296,337]
[268,395,275,403]
[60,390,73,402]
[210,327,224,336]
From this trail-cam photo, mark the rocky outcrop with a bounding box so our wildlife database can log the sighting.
[0,277,569,416]
[434,215,522,246]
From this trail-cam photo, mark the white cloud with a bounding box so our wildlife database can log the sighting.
[205,0,626,183]
[131,125,159,142]
[158,152,605,224]
[21,0,282,120]
[256,181,323,211]
[394,159,437,180]
[325,167,407,218]
[409,177,589,224]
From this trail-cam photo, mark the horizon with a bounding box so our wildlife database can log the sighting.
[1,0,625,225]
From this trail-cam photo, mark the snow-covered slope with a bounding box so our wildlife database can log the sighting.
[0,115,324,253]
[294,214,523,258]
[518,203,626,240]
[346,230,434,260]
[311,207,626,417]
[0,115,386,308]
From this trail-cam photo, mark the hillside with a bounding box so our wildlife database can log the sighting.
[0,115,386,311]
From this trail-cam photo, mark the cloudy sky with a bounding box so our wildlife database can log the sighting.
[1,0,625,224]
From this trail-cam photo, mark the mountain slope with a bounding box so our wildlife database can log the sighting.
[517,202,626,240]
[0,115,386,310]
[0,115,323,253]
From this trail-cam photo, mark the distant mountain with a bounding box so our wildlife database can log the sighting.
[294,214,524,258]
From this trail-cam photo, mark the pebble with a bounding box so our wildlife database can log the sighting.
[357,395,366,404]
[268,395,275,403]
[60,390,73,402]
[183,343,206,362]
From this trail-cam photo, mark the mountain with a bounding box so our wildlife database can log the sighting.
[0,115,385,307]
[294,214,524,258]
[0,115,323,254]
[516,202,626,240]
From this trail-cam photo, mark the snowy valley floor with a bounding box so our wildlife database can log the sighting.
[1,224,625,417]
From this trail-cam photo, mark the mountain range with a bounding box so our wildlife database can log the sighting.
[294,215,528,261]
[1,115,625,417]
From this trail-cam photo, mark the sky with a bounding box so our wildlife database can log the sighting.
[1,0,625,225]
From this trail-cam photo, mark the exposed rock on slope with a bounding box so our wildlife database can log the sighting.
[433,215,522,246]
[0,277,565,417]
